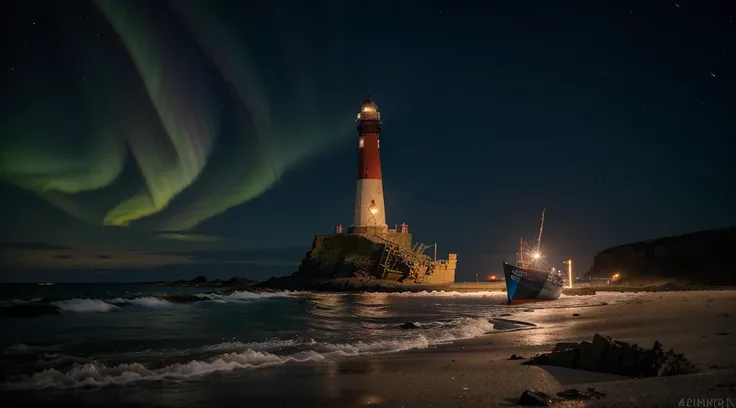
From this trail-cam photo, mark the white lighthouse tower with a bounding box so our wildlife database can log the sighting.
[350,96,388,234]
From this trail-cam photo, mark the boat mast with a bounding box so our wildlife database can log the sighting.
[517,237,524,266]
[535,208,546,255]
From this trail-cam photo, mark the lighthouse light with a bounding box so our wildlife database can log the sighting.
[359,137,364,148]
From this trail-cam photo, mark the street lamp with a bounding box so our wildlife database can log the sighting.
[563,259,573,289]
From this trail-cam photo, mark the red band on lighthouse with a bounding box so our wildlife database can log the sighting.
[352,96,388,232]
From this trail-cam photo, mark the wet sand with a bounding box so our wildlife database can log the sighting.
[6,290,736,407]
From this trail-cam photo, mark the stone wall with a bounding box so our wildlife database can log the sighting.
[586,227,736,285]
[350,230,413,250]
[424,253,457,285]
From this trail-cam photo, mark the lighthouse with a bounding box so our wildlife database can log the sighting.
[350,96,388,233]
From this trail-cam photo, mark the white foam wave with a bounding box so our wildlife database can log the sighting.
[1,314,515,390]
[197,290,305,303]
[198,338,308,352]
[107,297,175,308]
[0,298,43,307]
[3,349,325,390]
[51,299,118,313]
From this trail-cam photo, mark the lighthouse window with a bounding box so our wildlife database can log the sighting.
[359,137,364,148]
[377,139,380,148]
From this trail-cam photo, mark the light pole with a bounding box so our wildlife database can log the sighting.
[563,259,573,289]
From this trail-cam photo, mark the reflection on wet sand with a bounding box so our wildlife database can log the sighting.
[317,358,385,401]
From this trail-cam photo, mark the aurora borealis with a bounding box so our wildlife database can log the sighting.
[2,0,353,233]
[2,0,735,282]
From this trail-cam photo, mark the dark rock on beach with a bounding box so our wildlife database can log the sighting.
[522,333,699,377]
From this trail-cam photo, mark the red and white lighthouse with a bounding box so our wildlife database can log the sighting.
[351,96,388,233]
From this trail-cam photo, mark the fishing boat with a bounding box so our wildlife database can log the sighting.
[503,209,564,304]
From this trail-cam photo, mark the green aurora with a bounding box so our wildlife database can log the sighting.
[0,0,354,237]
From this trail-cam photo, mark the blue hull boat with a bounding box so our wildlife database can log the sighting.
[503,262,563,304]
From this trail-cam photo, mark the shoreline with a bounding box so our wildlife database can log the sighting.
[5,290,735,407]
[239,290,736,407]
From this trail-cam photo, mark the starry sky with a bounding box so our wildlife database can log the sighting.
[1,0,734,282]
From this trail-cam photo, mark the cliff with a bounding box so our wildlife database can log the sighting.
[256,233,457,291]
[586,227,736,285]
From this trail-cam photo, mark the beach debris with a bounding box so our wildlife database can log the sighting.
[521,333,699,377]
[491,317,537,330]
[400,321,421,329]
[715,332,731,336]
[517,390,555,406]
[572,313,580,316]
[508,354,526,360]
[556,388,606,400]
[716,312,730,318]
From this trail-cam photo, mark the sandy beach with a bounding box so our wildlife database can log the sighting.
[243,290,736,408]
[9,289,733,408]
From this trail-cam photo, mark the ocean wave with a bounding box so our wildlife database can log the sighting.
[51,299,119,313]
[107,297,175,308]
[0,290,305,318]
[1,349,327,390]
[1,314,525,390]
[196,290,305,303]
[0,298,43,307]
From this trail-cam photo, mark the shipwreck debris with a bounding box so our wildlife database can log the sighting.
[521,333,699,377]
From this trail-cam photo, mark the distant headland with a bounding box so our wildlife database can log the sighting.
[586,226,736,286]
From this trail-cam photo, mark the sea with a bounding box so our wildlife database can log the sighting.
[0,283,629,405]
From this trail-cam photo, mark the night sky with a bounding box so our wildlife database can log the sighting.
[1,0,734,282]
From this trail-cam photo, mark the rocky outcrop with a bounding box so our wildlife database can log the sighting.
[256,233,455,290]
[522,333,699,377]
[586,227,736,285]
[255,234,385,290]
